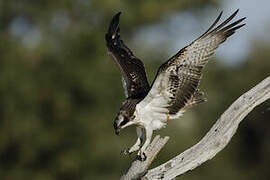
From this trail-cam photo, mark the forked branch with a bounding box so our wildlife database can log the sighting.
[121,76,270,180]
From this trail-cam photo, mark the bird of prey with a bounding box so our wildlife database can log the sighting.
[105,10,245,160]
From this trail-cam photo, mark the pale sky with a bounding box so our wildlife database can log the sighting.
[9,0,270,65]
[135,0,270,65]
[218,0,270,64]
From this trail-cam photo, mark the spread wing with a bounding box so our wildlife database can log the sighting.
[105,12,150,99]
[139,9,246,115]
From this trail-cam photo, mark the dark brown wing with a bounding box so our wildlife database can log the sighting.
[105,12,150,99]
[140,9,246,115]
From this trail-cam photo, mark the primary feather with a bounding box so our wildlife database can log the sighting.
[105,12,150,99]
[106,10,246,159]
[139,9,246,117]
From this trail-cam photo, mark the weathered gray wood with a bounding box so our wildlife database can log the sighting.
[121,76,270,180]
[143,76,270,179]
[120,135,169,180]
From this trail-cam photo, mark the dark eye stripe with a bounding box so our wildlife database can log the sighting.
[120,117,129,126]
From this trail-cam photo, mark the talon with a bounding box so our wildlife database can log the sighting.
[120,148,131,155]
[141,152,147,161]
[137,151,147,161]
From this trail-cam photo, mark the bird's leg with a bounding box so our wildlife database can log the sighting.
[137,127,152,161]
[129,127,144,153]
[121,127,144,155]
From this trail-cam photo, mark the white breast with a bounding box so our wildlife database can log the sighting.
[134,99,186,131]
[134,103,169,130]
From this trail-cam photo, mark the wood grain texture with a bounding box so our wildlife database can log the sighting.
[120,76,270,180]
[120,135,169,180]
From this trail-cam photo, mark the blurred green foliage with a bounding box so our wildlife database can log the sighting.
[0,0,269,180]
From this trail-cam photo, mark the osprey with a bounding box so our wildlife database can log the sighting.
[105,10,245,160]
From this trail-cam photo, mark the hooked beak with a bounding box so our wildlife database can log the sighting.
[115,128,120,135]
[114,121,120,135]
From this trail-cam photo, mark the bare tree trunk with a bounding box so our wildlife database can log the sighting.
[120,76,270,180]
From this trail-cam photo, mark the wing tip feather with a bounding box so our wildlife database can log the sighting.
[201,9,246,40]
[106,12,122,42]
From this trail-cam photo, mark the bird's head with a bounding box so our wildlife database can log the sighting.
[113,110,132,135]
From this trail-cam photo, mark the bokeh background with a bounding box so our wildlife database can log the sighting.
[0,0,270,179]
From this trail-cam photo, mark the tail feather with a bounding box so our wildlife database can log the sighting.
[184,90,206,109]
[169,90,206,120]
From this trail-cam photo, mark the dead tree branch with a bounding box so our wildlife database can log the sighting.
[120,135,169,180]
[121,76,270,180]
